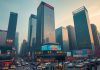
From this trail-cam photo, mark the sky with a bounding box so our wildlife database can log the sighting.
[0,0,100,51]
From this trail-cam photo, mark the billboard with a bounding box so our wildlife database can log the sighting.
[72,49,91,57]
[42,44,61,51]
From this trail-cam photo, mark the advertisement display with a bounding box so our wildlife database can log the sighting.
[42,44,61,51]
[72,49,91,57]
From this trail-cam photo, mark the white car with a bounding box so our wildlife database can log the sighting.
[17,63,21,67]
[37,65,42,69]
[64,61,70,64]
[97,58,100,62]
[75,63,84,68]
[25,62,29,65]
[84,61,89,64]
[22,62,25,66]
[67,63,74,68]
[10,65,16,69]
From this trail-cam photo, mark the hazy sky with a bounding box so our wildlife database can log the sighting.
[0,0,100,49]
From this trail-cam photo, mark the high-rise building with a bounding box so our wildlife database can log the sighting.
[15,32,19,55]
[56,27,69,52]
[91,24,100,47]
[28,14,37,50]
[98,32,100,46]
[36,2,56,51]
[6,12,18,46]
[66,25,77,50]
[0,30,7,46]
[20,40,28,58]
[73,6,94,50]
[0,29,18,55]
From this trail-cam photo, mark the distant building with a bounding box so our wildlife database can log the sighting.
[56,27,69,52]
[20,40,28,58]
[6,12,18,47]
[98,32,100,46]
[91,24,100,47]
[28,14,37,53]
[0,30,7,46]
[0,29,19,55]
[36,2,56,51]
[73,6,94,51]
[66,25,77,50]
[0,30,18,47]
[15,32,19,55]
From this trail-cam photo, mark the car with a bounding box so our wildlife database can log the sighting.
[10,65,16,69]
[56,64,63,70]
[90,59,96,62]
[37,65,42,69]
[96,58,100,62]
[84,61,90,64]
[45,62,51,66]
[67,63,74,68]
[17,63,21,67]
[75,63,84,68]
[3,66,9,70]
[25,62,29,65]
[96,58,100,65]
[64,61,70,64]
[22,62,25,66]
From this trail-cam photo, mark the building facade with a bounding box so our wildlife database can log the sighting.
[0,30,7,46]
[15,32,19,55]
[36,2,56,51]
[98,32,100,46]
[91,24,100,47]
[66,25,77,50]
[56,27,69,52]
[20,40,28,58]
[6,12,18,46]
[28,14,37,51]
[73,6,94,51]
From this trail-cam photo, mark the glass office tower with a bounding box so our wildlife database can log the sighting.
[73,6,94,51]
[56,27,69,52]
[36,2,56,51]
[28,14,37,49]
[66,25,77,50]
[6,12,18,46]
[91,24,100,47]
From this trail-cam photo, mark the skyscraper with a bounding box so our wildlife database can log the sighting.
[66,25,77,50]
[36,2,56,51]
[98,32,100,46]
[0,30,7,46]
[56,27,69,52]
[15,32,19,55]
[6,12,18,46]
[28,14,37,50]
[91,24,100,47]
[73,6,94,51]
[20,40,28,58]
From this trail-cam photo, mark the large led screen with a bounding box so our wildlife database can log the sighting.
[42,44,61,51]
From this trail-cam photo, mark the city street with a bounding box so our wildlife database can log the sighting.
[0,0,100,70]
[1,58,100,70]
[16,65,33,70]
